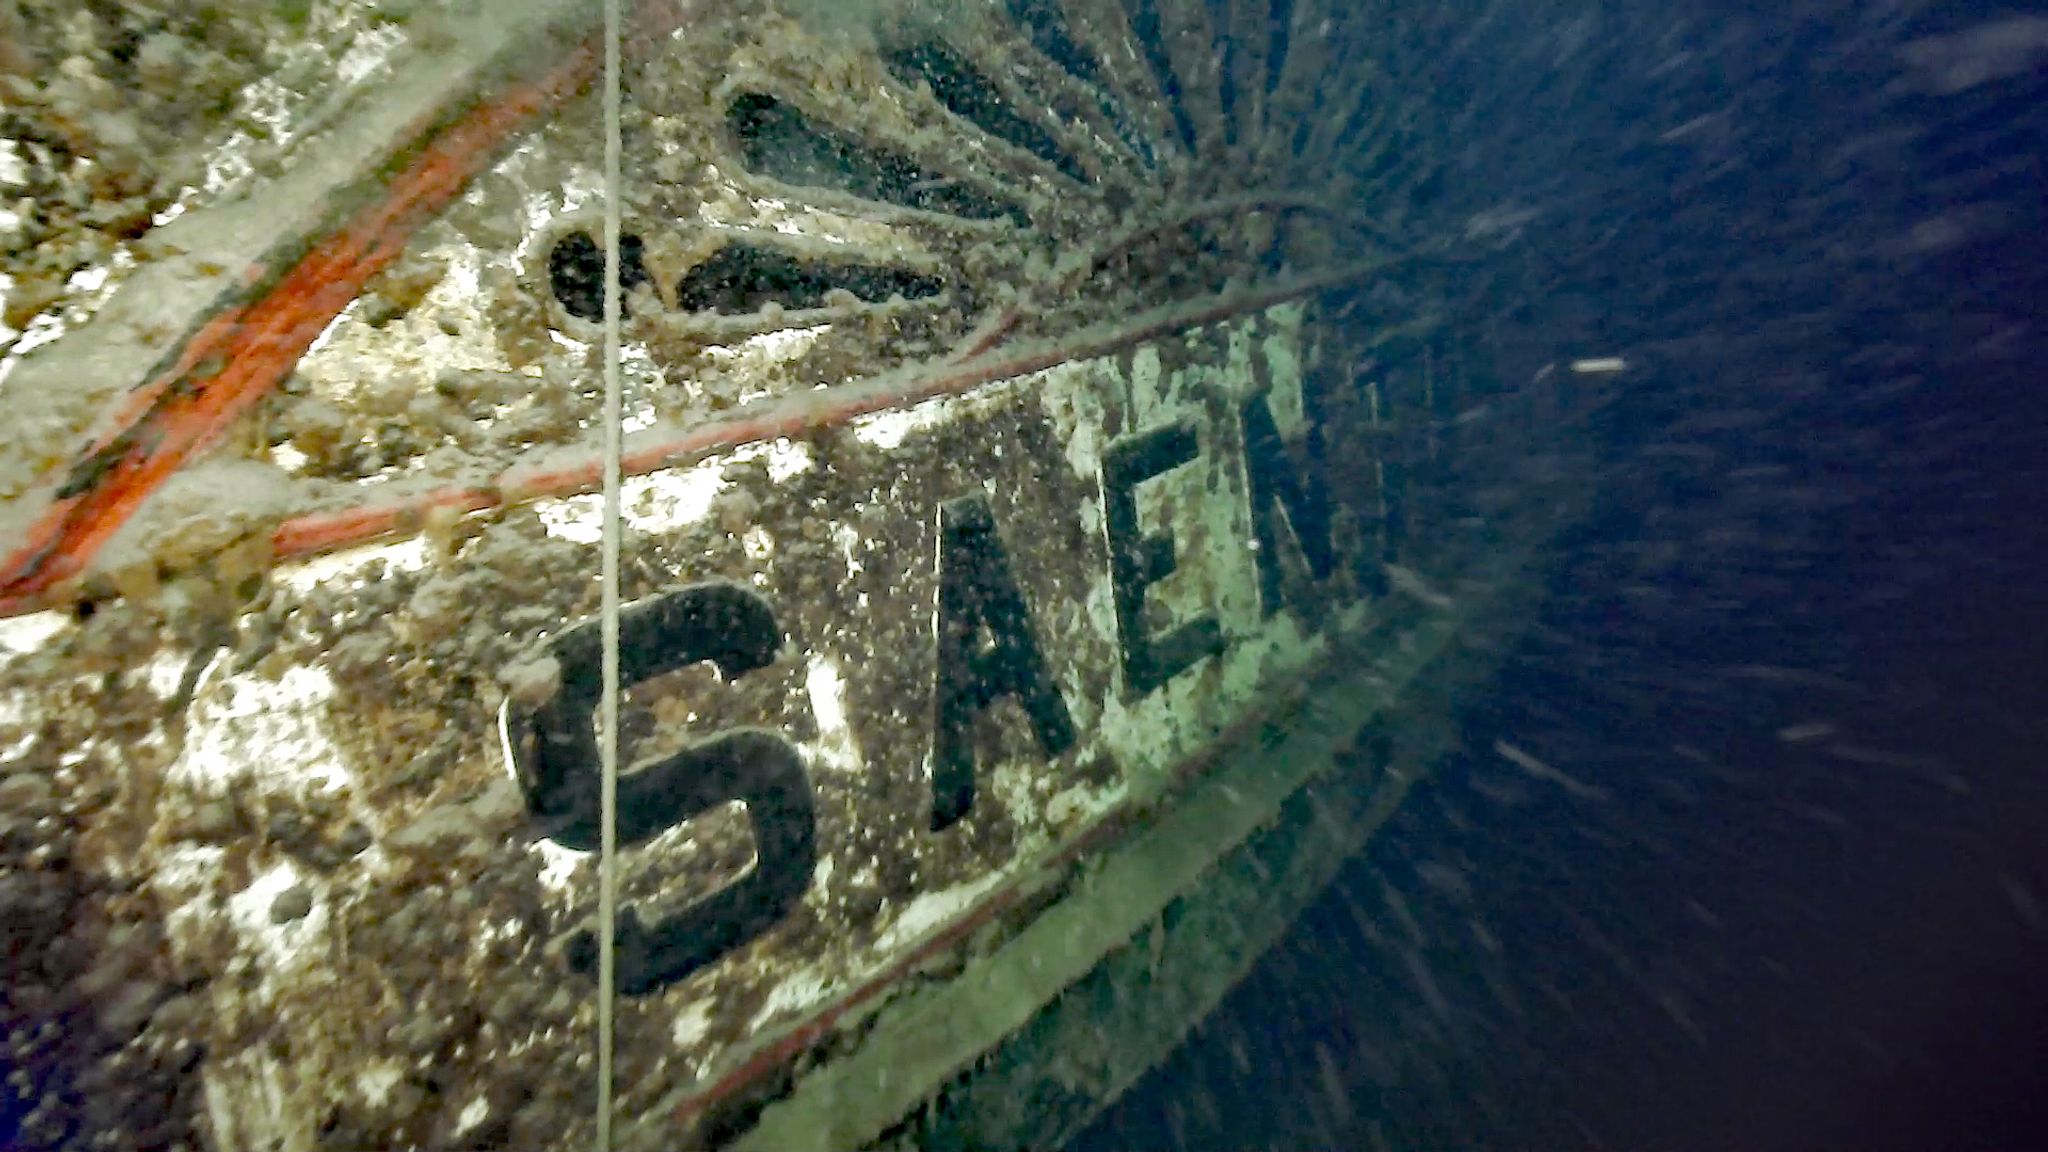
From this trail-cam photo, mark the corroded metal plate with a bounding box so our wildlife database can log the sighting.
[0,1,1483,1148]
[0,300,1420,1150]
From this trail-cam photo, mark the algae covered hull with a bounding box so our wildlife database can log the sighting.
[0,2,1596,1149]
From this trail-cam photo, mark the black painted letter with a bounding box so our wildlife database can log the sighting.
[505,582,815,996]
[1103,421,1224,696]
[1241,392,1335,616]
[932,496,1075,830]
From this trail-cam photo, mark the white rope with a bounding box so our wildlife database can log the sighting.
[597,0,624,1146]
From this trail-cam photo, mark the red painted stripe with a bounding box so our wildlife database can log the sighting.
[0,1,695,611]
[272,262,1389,561]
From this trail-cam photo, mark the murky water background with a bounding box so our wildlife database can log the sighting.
[1082,4,2048,1150]
[2,1,2043,1149]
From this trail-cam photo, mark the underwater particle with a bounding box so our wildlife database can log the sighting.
[1493,739,1606,801]
[1775,720,1837,743]
[1383,563,1455,611]
[1569,357,1628,375]
[2000,874,2044,935]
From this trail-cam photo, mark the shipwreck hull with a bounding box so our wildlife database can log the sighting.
[0,2,1596,1149]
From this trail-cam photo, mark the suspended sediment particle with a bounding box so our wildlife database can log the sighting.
[1569,357,1628,375]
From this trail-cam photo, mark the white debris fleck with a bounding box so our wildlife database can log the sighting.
[746,971,835,1033]
[536,494,605,544]
[0,611,69,655]
[177,666,354,793]
[671,999,716,1048]
[833,521,864,577]
[2001,874,2044,934]
[143,651,191,700]
[856,397,957,450]
[355,1063,402,1108]
[530,840,584,896]
[334,24,405,87]
[763,438,813,482]
[628,465,727,533]
[1569,357,1629,375]
[873,874,1007,956]
[1384,563,1456,611]
[1898,16,2048,94]
[1494,739,1607,801]
[1776,720,1838,743]
[0,140,25,187]
[452,1095,491,1136]
[805,656,850,739]
[278,537,431,593]
[227,862,323,971]
[65,265,110,294]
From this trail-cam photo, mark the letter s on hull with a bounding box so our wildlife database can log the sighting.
[501,582,816,996]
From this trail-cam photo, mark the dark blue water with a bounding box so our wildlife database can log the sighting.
[5,4,2041,1149]
[1080,4,2048,1149]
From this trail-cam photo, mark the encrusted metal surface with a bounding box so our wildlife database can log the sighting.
[0,2,1503,1150]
